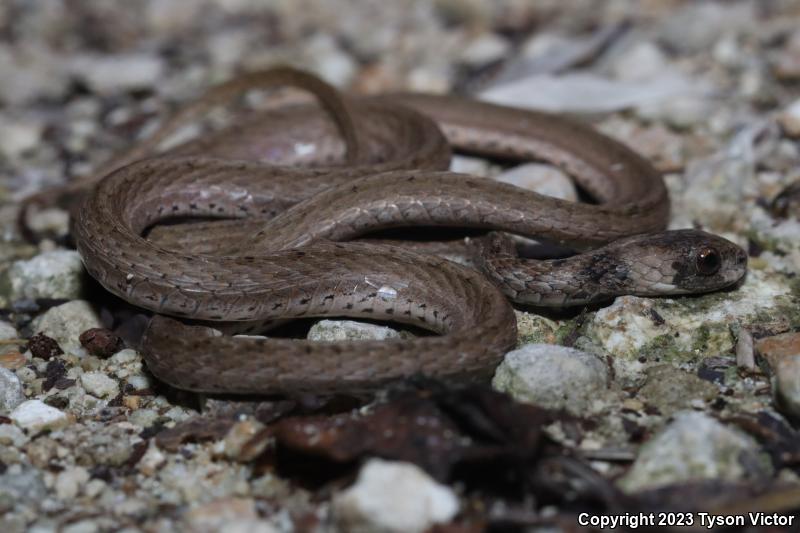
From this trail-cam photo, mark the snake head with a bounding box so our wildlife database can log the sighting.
[614,229,748,295]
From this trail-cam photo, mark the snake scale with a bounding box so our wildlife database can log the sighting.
[49,67,747,394]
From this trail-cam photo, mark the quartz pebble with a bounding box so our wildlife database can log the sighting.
[10,399,69,433]
[334,459,459,533]
[80,372,120,399]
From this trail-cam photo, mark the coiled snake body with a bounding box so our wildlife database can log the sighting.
[56,68,747,394]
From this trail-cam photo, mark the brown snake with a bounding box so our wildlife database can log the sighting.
[43,67,748,394]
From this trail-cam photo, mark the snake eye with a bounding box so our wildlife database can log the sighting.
[696,247,721,276]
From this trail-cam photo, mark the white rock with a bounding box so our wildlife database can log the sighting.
[138,441,167,476]
[492,344,609,415]
[334,459,459,533]
[186,497,277,533]
[0,116,44,159]
[610,41,668,82]
[0,367,25,414]
[25,207,70,237]
[109,349,139,365]
[10,400,69,433]
[0,423,29,448]
[779,98,800,138]
[308,320,405,342]
[495,163,578,201]
[31,300,103,354]
[125,374,154,392]
[69,54,165,94]
[481,72,707,114]
[459,33,510,66]
[305,34,357,87]
[80,372,119,399]
[619,411,771,492]
[84,478,107,499]
[0,44,69,105]
[7,250,85,300]
[54,466,90,500]
[0,320,21,355]
[449,155,491,177]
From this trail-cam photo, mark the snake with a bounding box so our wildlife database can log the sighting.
[51,67,748,394]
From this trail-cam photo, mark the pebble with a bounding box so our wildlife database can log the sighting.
[0,464,48,515]
[31,300,103,354]
[218,419,266,461]
[25,207,71,238]
[0,116,44,159]
[459,33,511,67]
[308,319,405,342]
[186,497,277,533]
[773,29,800,81]
[779,98,800,138]
[494,163,578,201]
[492,344,610,415]
[304,33,357,88]
[619,411,771,492]
[0,422,29,448]
[137,441,167,476]
[755,332,800,419]
[80,371,120,399]
[610,41,668,82]
[69,53,166,94]
[658,2,754,54]
[54,466,90,500]
[334,459,459,533]
[79,328,124,358]
[0,44,69,105]
[449,155,491,177]
[735,329,756,371]
[0,321,21,355]
[0,367,25,413]
[7,250,85,301]
[10,399,69,433]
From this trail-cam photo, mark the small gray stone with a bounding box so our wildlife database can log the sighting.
[7,250,85,301]
[308,320,406,342]
[333,459,459,533]
[0,367,25,414]
[80,372,120,399]
[0,320,21,355]
[492,344,609,415]
[31,300,103,354]
[619,411,771,492]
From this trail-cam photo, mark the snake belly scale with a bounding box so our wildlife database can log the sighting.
[68,67,747,394]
